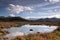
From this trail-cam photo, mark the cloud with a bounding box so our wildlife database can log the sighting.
[47,14,60,18]
[7,4,33,14]
[24,13,60,20]
[49,0,59,2]
[9,14,15,17]
[39,2,60,13]
[41,6,60,10]
[7,1,60,19]
[33,0,59,8]
[32,2,50,8]
[40,14,60,18]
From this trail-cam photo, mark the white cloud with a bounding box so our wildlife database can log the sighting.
[32,2,50,8]
[41,6,60,10]
[40,14,60,18]
[25,7,33,10]
[24,14,60,20]
[7,4,33,14]
[47,14,60,18]
[49,0,59,2]
[9,14,16,17]
[45,0,48,1]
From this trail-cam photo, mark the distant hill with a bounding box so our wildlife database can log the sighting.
[36,18,60,22]
[0,16,60,22]
[0,16,28,22]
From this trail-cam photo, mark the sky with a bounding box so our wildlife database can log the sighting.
[0,0,60,20]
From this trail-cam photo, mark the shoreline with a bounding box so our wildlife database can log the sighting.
[0,21,59,28]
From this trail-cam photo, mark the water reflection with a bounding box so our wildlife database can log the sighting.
[3,24,58,38]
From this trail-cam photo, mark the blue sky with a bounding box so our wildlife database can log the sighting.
[0,0,60,19]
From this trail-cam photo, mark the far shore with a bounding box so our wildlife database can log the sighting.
[0,21,59,28]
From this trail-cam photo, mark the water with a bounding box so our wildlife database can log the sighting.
[3,24,58,39]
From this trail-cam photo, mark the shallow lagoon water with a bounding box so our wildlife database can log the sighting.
[3,24,58,38]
